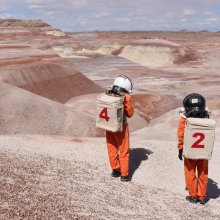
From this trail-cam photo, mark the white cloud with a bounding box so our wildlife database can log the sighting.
[182,9,195,16]
[71,0,90,8]
[0,13,19,19]
[206,17,220,23]
[0,0,14,3]
[197,17,220,28]
[94,12,111,18]
[115,17,131,22]
[181,18,188,22]
[28,4,45,10]
[0,1,13,11]
[204,11,216,16]
[77,17,89,25]
[0,5,11,11]
[133,16,147,21]
[20,0,44,4]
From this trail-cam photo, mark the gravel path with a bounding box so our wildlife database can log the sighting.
[1,134,220,219]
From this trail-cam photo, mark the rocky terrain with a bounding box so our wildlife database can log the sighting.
[0,19,220,219]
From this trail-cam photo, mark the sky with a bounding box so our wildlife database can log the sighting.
[0,0,220,32]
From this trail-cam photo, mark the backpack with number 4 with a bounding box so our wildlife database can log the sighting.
[183,118,216,160]
[96,93,124,132]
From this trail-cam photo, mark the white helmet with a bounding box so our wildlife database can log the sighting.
[112,75,133,94]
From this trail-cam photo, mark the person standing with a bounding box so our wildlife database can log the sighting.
[177,93,210,204]
[106,75,134,182]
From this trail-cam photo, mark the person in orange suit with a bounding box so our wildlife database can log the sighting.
[177,93,209,205]
[106,75,134,182]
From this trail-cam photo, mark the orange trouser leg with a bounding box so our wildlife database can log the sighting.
[106,131,120,171]
[184,158,197,198]
[117,125,130,177]
[197,159,208,199]
[106,124,130,176]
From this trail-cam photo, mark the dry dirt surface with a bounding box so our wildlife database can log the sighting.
[0,20,220,219]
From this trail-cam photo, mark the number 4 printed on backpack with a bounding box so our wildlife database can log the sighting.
[99,108,110,122]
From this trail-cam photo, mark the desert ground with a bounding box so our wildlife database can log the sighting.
[0,19,220,219]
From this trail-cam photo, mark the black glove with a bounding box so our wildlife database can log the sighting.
[178,149,183,161]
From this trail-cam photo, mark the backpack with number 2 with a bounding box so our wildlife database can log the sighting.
[183,118,216,160]
[96,93,124,132]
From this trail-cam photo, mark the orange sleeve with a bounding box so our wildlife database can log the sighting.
[177,117,186,150]
[124,94,134,118]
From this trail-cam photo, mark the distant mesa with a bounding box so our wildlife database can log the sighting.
[0,19,65,37]
[0,19,49,28]
[179,29,188,32]
[198,30,209,33]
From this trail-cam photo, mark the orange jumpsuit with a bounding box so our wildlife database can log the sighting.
[177,117,208,199]
[106,93,134,177]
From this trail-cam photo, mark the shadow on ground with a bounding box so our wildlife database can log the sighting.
[207,178,220,199]
[129,148,153,178]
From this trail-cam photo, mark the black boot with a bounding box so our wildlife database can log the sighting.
[185,196,197,204]
[120,176,131,182]
[111,169,121,177]
[198,198,208,205]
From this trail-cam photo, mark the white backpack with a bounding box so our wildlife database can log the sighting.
[96,93,124,132]
[183,118,216,160]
